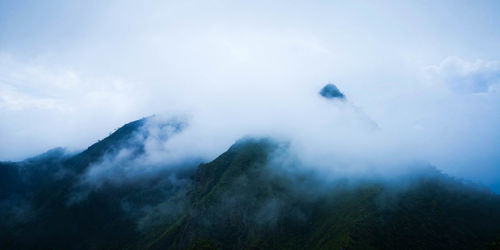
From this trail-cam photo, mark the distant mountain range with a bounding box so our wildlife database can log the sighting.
[1,116,500,249]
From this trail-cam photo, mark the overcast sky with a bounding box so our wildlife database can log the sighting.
[0,0,499,189]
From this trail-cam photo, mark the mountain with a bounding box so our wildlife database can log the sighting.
[1,118,500,249]
[0,117,190,249]
[144,138,500,250]
[319,83,345,100]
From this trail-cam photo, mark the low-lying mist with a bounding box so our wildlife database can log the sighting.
[70,76,498,193]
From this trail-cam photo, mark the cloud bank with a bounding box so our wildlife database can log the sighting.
[425,56,500,93]
[0,1,499,190]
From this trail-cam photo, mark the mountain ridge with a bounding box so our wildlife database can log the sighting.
[1,117,500,249]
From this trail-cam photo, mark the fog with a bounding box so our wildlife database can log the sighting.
[0,0,499,190]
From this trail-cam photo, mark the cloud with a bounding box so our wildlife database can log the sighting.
[425,56,500,93]
[0,1,499,191]
[3,50,500,191]
[0,54,150,160]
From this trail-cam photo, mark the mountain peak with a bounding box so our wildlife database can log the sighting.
[319,83,345,100]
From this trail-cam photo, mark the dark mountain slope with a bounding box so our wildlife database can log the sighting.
[64,117,149,173]
[0,117,191,250]
[0,117,150,197]
[145,139,500,250]
[1,121,500,249]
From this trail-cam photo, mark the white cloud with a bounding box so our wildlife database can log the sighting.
[0,1,499,190]
[0,55,149,160]
[425,57,500,93]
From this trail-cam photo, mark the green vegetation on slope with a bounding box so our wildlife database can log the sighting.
[1,122,499,250]
[146,138,500,250]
